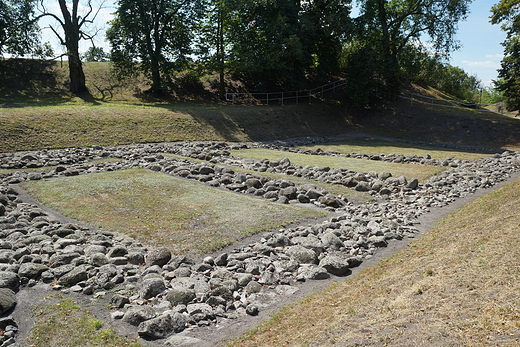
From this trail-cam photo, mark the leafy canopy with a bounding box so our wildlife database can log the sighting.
[491,0,520,111]
[0,0,39,57]
[107,0,204,94]
[344,0,472,101]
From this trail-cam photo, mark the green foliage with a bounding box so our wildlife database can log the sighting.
[31,41,54,59]
[219,0,352,91]
[107,0,205,94]
[481,84,505,104]
[491,0,520,111]
[341,42,383,106]
[82,47,109,62]
[415,55,483,102]
[343,0,472,105]
[227,0,304,90]
[0,0,39,57]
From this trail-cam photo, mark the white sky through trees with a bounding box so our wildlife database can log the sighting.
[37,0,504,87]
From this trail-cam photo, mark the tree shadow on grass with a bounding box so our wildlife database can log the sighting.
[0,58,71,103]
[151,99,356,143]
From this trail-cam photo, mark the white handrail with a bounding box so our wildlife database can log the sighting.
[226,79,346,106]
[400,91,501,112]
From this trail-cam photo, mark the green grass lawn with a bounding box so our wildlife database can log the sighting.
[21,168,326,255]
[0,103,229,152]
[29,294,144,347]
[230,148,445,182]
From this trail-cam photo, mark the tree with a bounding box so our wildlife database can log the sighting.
[413,54,482,102]
[32,41,54,58]
[0,0,40,57]
[224,0,352,91]
[107,0,204,95]
[35,0,104,93]
[82,46,109,61]
[196,0,231,99]
[491,0,520,111]
[299,0,353,76]
[352,0,472,94]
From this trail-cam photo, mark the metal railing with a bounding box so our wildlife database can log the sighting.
[226,79,346,106]
[400,91,504,113]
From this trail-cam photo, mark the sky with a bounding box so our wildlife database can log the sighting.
[449,1,506,87]
[38,0,505,88]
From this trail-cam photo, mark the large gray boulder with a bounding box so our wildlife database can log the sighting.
[18,263,48,279]
[286,245,317,264]
[320,232,344,251]
[138,312,187,339]
[0,288,16,314]
[145,247,171,267]
[319,254,351,276]
[139,277,166,299]
[0,272,19,291]
[165,288,196,306]
[122,306,156,326]
[297,264,330,280]
[59,265,88,285]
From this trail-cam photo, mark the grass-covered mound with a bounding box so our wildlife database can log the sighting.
[21,168,327,255]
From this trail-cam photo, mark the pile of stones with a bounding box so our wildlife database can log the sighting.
[0,140,519,345]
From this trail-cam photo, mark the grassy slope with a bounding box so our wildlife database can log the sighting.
[2,59,520,153]
[0,102,354,152]
[0,59,354,152]
[231,176,520,347]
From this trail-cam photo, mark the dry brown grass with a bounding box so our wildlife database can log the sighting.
[230,177,520,347]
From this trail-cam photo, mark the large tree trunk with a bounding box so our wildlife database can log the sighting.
[58,0,88,94]
[377,0,399,94]
[149,57,162,94]
[67,42,87,93]
[217,6,225,100]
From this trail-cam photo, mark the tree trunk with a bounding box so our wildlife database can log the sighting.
[217,3,225,100]
[58,0,88,94]
[149,57,162,94]
[67,44,87,94]
[377,0,399,94]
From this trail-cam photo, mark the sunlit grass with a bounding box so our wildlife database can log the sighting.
[29,294,143,347]
[230,177,520,346]
[162,153,373,204]
[22,168,326,254]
